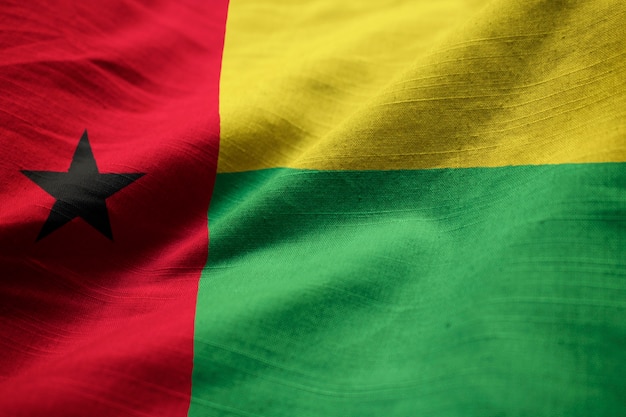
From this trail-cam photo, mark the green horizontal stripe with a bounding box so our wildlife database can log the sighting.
[190,163,626,417]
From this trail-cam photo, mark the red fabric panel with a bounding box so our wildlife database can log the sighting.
[0,1,228,415]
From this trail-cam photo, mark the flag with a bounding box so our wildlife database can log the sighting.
[1,0,625,416]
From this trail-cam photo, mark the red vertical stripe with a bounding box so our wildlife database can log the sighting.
[0,1,228,415]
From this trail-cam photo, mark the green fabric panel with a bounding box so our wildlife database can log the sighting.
[190,163,626,417]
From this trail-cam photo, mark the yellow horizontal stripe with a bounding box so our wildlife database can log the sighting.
[218,0,626,172]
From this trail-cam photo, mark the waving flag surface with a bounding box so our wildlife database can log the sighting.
[1,0,625,416]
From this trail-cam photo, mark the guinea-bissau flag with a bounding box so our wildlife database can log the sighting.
[0,0,624,416]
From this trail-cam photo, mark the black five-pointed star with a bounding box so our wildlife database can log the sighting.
[22,130,144,241]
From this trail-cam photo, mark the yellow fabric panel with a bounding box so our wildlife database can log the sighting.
[218,0,626,172]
